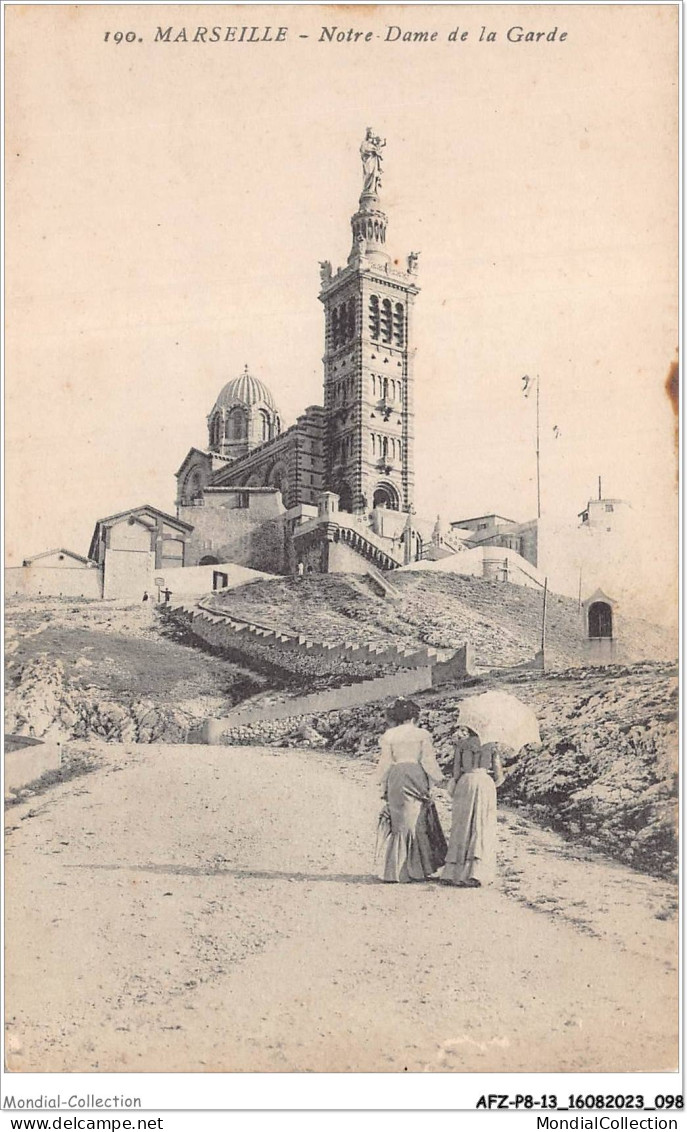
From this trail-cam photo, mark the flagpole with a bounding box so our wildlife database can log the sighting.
[541,574,548,671]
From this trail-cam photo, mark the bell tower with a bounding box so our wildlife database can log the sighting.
[319,130,419,514]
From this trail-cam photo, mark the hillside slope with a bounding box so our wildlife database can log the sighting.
[5,597,267,743]
[5,597,677,882]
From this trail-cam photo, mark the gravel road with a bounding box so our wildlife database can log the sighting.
[5,743,677,1073]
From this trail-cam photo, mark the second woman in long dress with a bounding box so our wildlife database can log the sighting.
[376,698,447,883]
[442,729,504,887]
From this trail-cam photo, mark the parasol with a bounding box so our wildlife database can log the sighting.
[458,690,540,753]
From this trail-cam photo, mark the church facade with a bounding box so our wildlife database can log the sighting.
[175,130,430,576]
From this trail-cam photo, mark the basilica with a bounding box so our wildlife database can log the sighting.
[8,126,634,667]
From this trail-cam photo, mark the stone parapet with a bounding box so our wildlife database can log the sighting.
[205,664,433,732]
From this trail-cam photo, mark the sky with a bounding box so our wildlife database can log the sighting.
[5,4,678,622]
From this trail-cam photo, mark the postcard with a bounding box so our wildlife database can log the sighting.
[3,2,679,1088]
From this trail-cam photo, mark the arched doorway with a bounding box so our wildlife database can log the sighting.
[588,601,613,638]
[199,555,220,567]
[373,483,400,511]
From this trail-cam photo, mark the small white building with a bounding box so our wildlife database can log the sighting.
[5,549,101,598]
[578,497,631,531]
[88,505,193,600]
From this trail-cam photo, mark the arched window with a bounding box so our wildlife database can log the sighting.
[373,484,400,511]
[209,413,222,447]
[335,301,353,346]
[259,409,271,443]
[381,299,392,344]
[274,415,281,436]
[369,295,380,340]
[371,375,376,396]
[588,602,613,639]
[226,407,247,440]
[331,307,340,349]
[394,303,405,347]
[347,301,355,340]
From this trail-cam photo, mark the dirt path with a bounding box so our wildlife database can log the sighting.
[5,744,677,1073]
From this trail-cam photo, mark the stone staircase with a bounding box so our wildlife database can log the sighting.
[334,521,403,571]
[164,595,480,735]
[346,566,400,601]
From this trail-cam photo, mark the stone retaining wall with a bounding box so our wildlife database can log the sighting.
[174,608,393,681]
[217,665,434,728]
[167,602,444,683]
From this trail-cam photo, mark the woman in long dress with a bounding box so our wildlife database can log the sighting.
[376,698,447,883]
[442,729,504,887]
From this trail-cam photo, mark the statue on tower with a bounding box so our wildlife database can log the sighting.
[360,128,386,196]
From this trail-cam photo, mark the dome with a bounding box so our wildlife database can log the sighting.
[213,367,278,412]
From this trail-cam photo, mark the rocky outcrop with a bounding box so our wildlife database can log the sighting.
[497,664,678,878]
[4,657,68,741]
[5,655,198,745]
